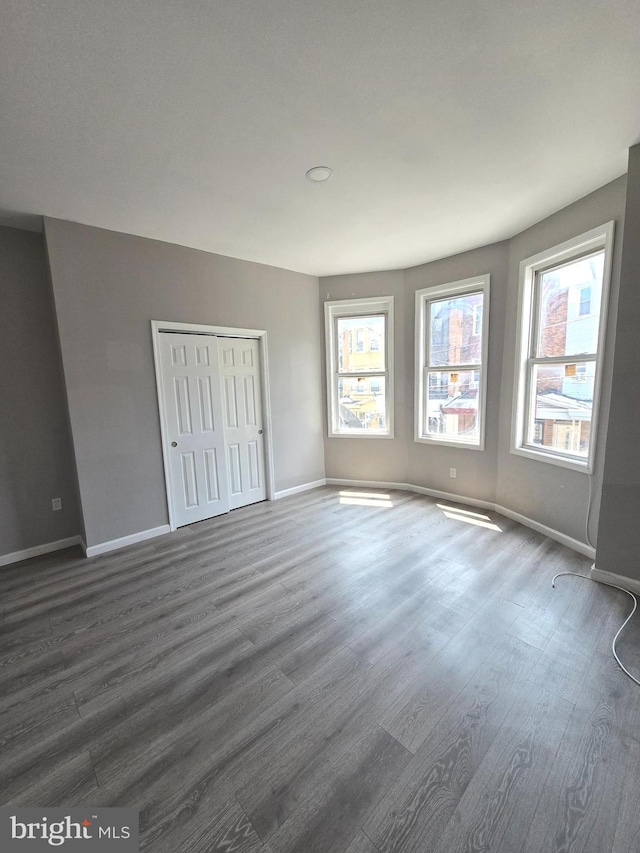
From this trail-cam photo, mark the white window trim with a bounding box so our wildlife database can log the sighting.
[414,275,490,450]
[511,221,615,474]
[325,296,394,439]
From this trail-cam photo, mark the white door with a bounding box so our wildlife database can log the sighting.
[159,332,230,526]
[218,338,267,509]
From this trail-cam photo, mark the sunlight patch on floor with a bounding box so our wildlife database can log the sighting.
[437,503,502,531]
[339,490,394,508]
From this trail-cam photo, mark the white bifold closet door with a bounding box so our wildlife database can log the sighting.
[159,332,266,527]
[217,338,266,510]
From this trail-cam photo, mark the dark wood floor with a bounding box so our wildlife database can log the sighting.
[2,486,640,853]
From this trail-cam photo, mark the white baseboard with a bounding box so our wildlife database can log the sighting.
[274,479,327,500]
[84,525,171,558]
[325,477,594,559]
[408,484,495,511]
[326,478,494,510]
[326,478,409,491]
[0,535,83,568]
[590,567,640,596]
[494,505,595,560]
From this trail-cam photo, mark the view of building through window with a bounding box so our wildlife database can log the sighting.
[528,251,604,458]
[336,315,386,430]
[325,233,608,461]
[425,291,484,441]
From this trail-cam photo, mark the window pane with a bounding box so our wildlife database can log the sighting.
[529,362,594,457]
[337,376,386,431]
[536,252,604,357]
[425,369,480,441]
[337,315,385,372]
[429,292,483,367]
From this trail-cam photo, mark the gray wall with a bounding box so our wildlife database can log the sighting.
[495,176,627,544]
[320,176,627,550]
[596,147,640,581]
[0,225,80,556]
[44,218,324,549]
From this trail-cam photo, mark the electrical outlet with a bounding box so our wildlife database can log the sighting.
[51,497,62,511]
[449,468,457,479]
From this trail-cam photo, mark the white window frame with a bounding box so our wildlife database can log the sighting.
[414,275,490,450]
[325,296,394,439]
[511,221,615,473]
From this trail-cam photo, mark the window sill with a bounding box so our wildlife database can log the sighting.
[510,444,591,473]
[414,435,484,451]
[329,430,394,440]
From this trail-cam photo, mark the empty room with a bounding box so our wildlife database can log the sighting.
[2,2,640,852]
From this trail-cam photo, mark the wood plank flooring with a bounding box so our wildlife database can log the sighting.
[2,486,639,852]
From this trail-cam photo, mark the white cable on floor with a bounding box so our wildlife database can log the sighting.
[552,571,640,688]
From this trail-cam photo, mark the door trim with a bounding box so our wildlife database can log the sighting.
[151,320,276,531]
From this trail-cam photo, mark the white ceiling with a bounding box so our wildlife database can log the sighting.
[1,1,639,276]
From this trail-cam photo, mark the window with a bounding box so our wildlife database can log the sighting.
[512,222,614,472]
[415,275,490,449]
[579,285,592,316]
[325,296,394,438]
